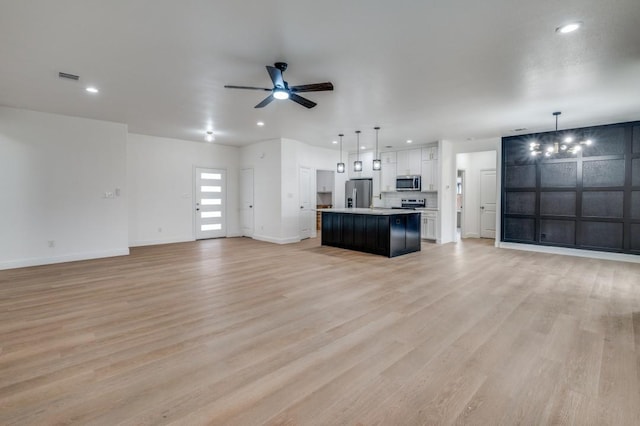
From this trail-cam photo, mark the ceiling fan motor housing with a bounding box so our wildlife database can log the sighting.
[274,62,288,72]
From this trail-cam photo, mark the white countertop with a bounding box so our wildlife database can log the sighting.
[318,208,420,215]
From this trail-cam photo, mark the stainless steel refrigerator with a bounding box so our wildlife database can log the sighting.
[345,179,372,208]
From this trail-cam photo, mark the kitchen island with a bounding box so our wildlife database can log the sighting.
[320,208,421,257]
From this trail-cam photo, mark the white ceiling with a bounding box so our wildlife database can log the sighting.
[1,0,639,151]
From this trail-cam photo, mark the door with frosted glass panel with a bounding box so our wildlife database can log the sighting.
[195,168,226,239]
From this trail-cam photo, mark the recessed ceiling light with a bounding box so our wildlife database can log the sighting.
[513,128,528,132]
[556,22,582,34]
[205,130,214,142]
[85,87,99,94]
[361,146,366,150]
[332,140,338,144]
[385,145,393,149]
[406,140,412,144]
[257,121,264,126]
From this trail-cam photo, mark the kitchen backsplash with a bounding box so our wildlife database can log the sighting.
[382,192,438,209]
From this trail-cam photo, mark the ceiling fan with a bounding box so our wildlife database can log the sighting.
[224,62,333,109]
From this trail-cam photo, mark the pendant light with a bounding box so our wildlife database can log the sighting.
[529,111,593,157]
[372,126,381,171]
[354,130,363,172]
[337,134,345,173]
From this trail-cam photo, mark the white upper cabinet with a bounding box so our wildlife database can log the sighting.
[348,151,374,179]
[317,170,333,193]
[381,151,396,164]
[422,146,438,161]
[421,159,439,191]
[396,149,421,176]
[380,162,397,192]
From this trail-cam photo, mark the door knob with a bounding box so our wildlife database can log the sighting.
[480,206,485,210]
[196,208,200,211]
[249,205,253,208]
[300,206,304,209]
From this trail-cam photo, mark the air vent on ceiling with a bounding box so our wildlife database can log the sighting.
[58,72,80,81]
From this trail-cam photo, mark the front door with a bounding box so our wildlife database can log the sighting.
[299,167,313,240]
[240,168,254,237]
[195,167,226,239]
[480,169,496,239]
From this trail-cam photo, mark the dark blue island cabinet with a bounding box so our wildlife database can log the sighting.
[320,209,421,257]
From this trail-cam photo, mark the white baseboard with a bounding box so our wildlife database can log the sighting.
[252,234,301,245]
[463,232,480,238]
[499,242,640,264]
[0,248,130,271]
[129,237,195,247]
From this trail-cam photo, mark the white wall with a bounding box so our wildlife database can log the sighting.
[439,140,456,244]
[282,138,344,240]
[127,133,241,246]
[239,138,342,244]
[0,107,129,269]
[456,151,497,238]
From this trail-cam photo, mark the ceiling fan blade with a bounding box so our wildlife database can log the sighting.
[224,85,272,91]
[290,82,334,93]
[289,93,317,109]
[266,65,285,89]
[255,94,275,108]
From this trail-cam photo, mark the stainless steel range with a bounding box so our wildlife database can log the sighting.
[400,198,426,209]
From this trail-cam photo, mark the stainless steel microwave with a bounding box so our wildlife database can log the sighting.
[396,175,421,191]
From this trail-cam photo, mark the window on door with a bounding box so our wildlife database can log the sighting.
[195,168,226,239]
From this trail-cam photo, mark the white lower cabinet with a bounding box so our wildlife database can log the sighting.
[420,211,438,240]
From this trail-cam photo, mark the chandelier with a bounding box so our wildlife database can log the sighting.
[530,112,593,157]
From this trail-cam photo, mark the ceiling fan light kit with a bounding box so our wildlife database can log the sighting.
[224,62,333,109]
[529,112,594,157]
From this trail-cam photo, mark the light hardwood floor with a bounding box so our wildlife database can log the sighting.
[1,237,639,425]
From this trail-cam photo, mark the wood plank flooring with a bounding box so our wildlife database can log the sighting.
[1,237,639,425]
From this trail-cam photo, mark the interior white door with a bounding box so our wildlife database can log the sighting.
[195,167,226,239]
[299,167,313,240]
[240,168,254,237]
[480,169,497,239]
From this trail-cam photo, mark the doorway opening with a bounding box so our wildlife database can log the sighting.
[454,151,497,242]
[316,170,335,231]
[456,169,465,242]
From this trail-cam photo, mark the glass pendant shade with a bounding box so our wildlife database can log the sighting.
[373,126,381,171]
[354,130,361,172]
[337,133,345,173]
